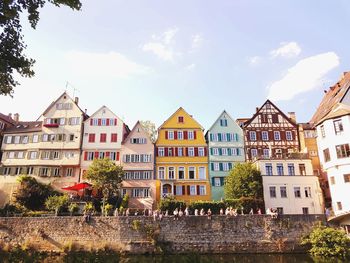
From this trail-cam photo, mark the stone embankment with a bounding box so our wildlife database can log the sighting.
[0,215,324,254]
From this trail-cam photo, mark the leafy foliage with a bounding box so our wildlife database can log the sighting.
[140,120,157,143]
[102,203,113,216]
[0,0,82,96]
[224,163,263,199]
[159,196,186,214]
[14,176,59,210]
[302,226,350,259]
[45,195,68,215]
[68,203,79,215]
[120,194,129,209]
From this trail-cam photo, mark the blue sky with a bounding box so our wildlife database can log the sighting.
[1,0,349,129]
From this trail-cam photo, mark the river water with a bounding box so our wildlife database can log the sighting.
[0,253,344,263]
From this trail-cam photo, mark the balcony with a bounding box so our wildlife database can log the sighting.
[43,123,59,128]
[255,152,310,161]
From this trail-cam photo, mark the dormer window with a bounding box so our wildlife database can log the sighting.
[220,119,228,126]
[178,116,184,123]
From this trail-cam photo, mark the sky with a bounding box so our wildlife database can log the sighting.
[1,0,350,129]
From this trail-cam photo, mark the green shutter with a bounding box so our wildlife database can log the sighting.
[219,148,222,155]
[218,133,222,141]
[219,163,223,171]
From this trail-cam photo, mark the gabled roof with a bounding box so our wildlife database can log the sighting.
[122,121,152,144]
[0,113,15,125]
[158,107,204,130]
[243,99,297,128]
[207,110,239,132]
[317,103,350,125]
[85,105,122,122]
[310,72,350,126]
[3,121,42,134]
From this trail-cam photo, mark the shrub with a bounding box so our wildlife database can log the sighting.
[68,203,79,216]
[188,201,225,214]
[84,202,95,213]
[302,226,350,259]
[0,203,27,217]
[102,203,113,216]
[224,197,264,214]
[159,196,185,214]
[45,195,69,216]
[120,194,129,208]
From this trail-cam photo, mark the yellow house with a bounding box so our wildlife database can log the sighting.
[156,107,211,203]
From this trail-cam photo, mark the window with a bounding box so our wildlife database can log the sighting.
[178,116,184,123]
[333,119,344,134]
[53,168,60,176]
[299,164,306,175]
[221,148,228,156]
[188,131,194,140]
[213,163,219,171]
[69,134,75,141]
[251,149,258,158]
[294,187,301,198]
[168,148,173,157]
[277,164,284,176]
[274,131,281,141]
[199,185,206,195]
[27,167,34,175]
[272,114,279,123]
[109,119,115,126]
[269,186,276,198]
[122,189,127,197]
[32,134,39,143]
[53,151,60,159]
[288,164,295,176]
[8,152,15,159]
[277,207,284,215]
[302,207,309,215]
[189,167,195,179]
[168,131,174,140]
[168,167,175,180]
[265,164,273,176]
[190,185,196,195]
[101,118,107,126]
[249,131,256,141]
[280,186,287,198]
[309,150,317,157]
[177,131,183,140]
[42,134,48,142]
[22,136,28,144]
[88,134,95,143]
[286,131,293,141]
[221,133,227,142]
[87,152,94,161]
[223,163,230,171]
[178,147,183,156]
[198,147,205,156]
[158,147,164,157]
[320,125,325,138]
[323,148,331,162]
[17,152,24,159]
[15,167,22,175]
[178,167,185,179]
[344,174,350,183]
[214,178,221,187]
[100,133,107,143]
[40,168,49,176]
[176,186,183,195]
[158,167,165,179]
[3,167,11,175]
[337,202,343,210]
[188,147,194,157]
[199,167,206,179]
[330,176,335,185]
[110,152,116,161]
[5,136,12,144]
[220,119,228,126]
[111,133,118,142]
[14,136,20,144]
[66,168,73,177]
[304,187,312,198]
[336,144,350,158]
[29,151,38,159]
[262,131,269,141]
[263,149,270,158]
[213,148,219,156]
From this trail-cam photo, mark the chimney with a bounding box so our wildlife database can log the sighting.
[8,113,12,119]
[288,112,296,123]
[13,113,19,122]
[74,97,79,105]
[84,109,87,114]
[256,107,259,113]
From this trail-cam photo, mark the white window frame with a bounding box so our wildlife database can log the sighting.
[158,147,164,157]
[221,148,228,156]
[249,131,256,141]
[274,131,281,141]
[177,131,183,140]
[178,147,183,156]
[251,149,258,157]
[176,185,183,195]
[213,148,219,156]
[214,178,221,187]
[262,131,269,141]
[188,131,194,140]
[286,131,292,141]
[168,131,174,140]
[198,167,206,179]
[189,167,195,179]
[214,163,220,171]
[188,147,195,157]
[199,185,206,195]
[190,185,196,195]
[158,167,165,180]
[168,167,175,180]
[178,167,185,179]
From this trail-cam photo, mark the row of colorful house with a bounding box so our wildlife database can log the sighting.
[0,72,349,230]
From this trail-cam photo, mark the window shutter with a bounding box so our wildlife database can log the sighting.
[194,131,197,139]
[84,152,88,161]
[155,148,158,157]
[211,163,214,171]
[175,147,178,156]
[228,163,232,170]
[235,133,238,141]
[219,163,223,171]
[210,148,213,155]
[173,185,176,195]
[117,152,120,161]
[218,133,222,141]
[228,148,231,155]
[210,133,213,141]
[94,152,99,159]
[219,148,222,155]
[220,177,224,186]
[194,147,198,156]
[106,152,110,158]
[184,131,188,139]
[187,185,190,195]
[90,119,93,126]
[236,148,240,156]
[227,133,231,141]
[106,119,110,126]
[185,147,188,156]
[165,131,168,139]
[115,119,118,126]
[98,119,101,126]
[204,147,207,156]
[211,177,215,186]
[196,185,200,195]
[281,131,286,141]
[182,185,185,195]
[165,148,169,156]
[174,131,178,140]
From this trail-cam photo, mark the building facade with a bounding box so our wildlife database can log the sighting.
[80,106,129,178]
[311,72,350,230]
[206,111,245,201]
[255,157,323,215]
[121,121,157,209]
[155,108,211,202]
[0,113,15,162]
[243,100,300,161]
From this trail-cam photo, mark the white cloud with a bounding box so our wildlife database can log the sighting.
[248,56,262,66]
[191,34,203,49]
[185,63,196,71]
[267,52,340,101]
[270,42,301,58]
[163,28,178,44]
[65,51,150,77]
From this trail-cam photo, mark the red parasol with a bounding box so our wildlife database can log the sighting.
[62,182,92,191]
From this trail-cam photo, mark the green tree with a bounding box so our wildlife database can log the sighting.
[224,162,263,199]
[14,175,58,210]
[85,158,124,214]
[45,195,69,216]
[140,120,157,143]
[302,226,350,259]
[68,202,79,216]
[0,0,82,96]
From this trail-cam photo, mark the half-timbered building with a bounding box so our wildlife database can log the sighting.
[243,100,300,161]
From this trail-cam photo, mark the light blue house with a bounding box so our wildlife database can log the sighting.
[206,111,245,201]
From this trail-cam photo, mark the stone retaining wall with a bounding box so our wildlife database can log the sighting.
[0,215,325,254]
